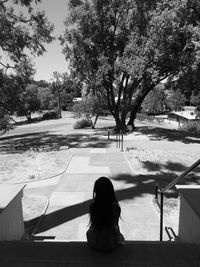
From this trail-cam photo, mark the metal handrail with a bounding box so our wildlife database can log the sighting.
[161,158,200,193]
[115,130,124,151]
[156,157,200,241]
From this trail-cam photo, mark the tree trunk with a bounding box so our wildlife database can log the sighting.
[26,112,32,122]
[92,114,99,129]
[114,114,126,131]
[128,80,155,128]
[57,86,62,119]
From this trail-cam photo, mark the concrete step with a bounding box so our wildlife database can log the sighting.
[0,240,200,266]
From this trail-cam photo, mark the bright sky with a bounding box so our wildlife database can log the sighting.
[33,0,69,82]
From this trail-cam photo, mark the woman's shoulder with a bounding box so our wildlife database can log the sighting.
[113,202,120,209]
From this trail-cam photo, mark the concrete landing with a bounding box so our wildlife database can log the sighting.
[35,149,162,241]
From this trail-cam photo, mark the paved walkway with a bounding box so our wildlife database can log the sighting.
[34,148,161,241]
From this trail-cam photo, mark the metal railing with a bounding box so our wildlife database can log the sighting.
[155,158,200,241]
[107,129,124,151]
[116,130,124,151]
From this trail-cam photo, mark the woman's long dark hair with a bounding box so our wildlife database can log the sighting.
[89,177,120,229]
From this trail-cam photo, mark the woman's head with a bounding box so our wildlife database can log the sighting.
[93,177,117,204]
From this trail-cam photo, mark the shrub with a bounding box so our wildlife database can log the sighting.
[180,121,200,134]
[42,110,58,120]
[136,113,154,122]
[73,118,92,129]
[0,115,14,134]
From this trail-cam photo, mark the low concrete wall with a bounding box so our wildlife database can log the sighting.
[176,185,200,244]
[0,184,25,241]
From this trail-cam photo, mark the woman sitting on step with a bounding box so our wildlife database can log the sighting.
[86,176,125,251]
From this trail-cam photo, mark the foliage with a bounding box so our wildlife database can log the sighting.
[17,83,41,121]
[72,95,108,128]
[42,110,58,120]
[165,67,200,105]
[61,0,200,130]
[190,91,200,108]
[0,111,13,134]
[167,90,186,111]
[37,86,57,110]
[35,80,49,88]
[0,0,54,132]
[0,0,54,70]
[73,118,92,129]
[51,71,62,118]
[180,121,200,134]
[0,71,21,114]
[142,85,167,115]
[60,73,82,110]
[136,113,154,122]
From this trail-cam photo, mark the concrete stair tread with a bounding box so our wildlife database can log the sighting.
[0,241,200,266]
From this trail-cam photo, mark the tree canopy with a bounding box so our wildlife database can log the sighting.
[0,0,54,132]
[61,0,200,130]
[0,0,54,71]
[142,85,166,115]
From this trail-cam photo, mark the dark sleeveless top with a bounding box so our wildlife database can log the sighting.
[89,202,121,230]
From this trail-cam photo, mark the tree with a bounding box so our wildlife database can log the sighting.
[167,90,186,111]
[165,67,200,105]
[37,86,57,110]
[190,91,200,108]
[0,0,54,131]
[61,0,200,130]
[17,83,41,121]
[0,110,12,134]
[0,71,17,133]
[51,71,62,118]
[0,0,54,71]
[60,73,82,110]
[142,85,166,115]
[72,95,108,128]
[0,71,21,115]
[11,57,40,121]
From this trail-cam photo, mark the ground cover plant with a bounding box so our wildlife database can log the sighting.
[181,121,200,134]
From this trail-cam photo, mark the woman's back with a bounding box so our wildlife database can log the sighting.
[89,201,120,230]
[86,177,125,251]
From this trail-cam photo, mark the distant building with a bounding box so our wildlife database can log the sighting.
[168,106,199,124]
[73,97,82,103]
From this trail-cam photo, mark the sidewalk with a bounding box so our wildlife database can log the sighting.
[34,148,161,241]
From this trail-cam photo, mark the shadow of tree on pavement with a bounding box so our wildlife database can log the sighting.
[25,169,200,236]
[0,131,111,154]
[134,126,200,144]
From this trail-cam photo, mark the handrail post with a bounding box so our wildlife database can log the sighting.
[160,191,164,241]
[155,184,158,201]
[107,129,110,140]
[121,130,124,152]
[157,158,200,242]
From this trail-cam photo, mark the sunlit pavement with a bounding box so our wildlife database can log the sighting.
[34,148,163,241]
